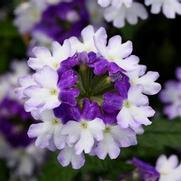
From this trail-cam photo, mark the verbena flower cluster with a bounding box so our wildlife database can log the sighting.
[131,155,181,181]
[16,25,161,169]
[160,67,181,119]
[14,0,102,46]
[97,0,181,27]
[0,61,45,180]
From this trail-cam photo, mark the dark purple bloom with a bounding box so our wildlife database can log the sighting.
[131,158,160,181]
[34,0,89,43]
[58,69,80,106]
[0,98,33,148]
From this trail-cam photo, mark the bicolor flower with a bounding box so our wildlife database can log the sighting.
[127,66,161,95]
[17,25,160,169]
[69,25,98,53]
[57,146,85,169]
[34,0,89,43]
[116,86,155,129]
[94,123,137,159]
[28,40,73,70]
[24,66,61,113]
[28,110,65,151]
[145,0,181,19]
[94,27,139,72]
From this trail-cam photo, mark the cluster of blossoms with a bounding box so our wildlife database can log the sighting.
[16,25,161,169]
[131,155,181,181]
[0,61,45,180]
[160,67,181,119]
[97,0,181,28]
[14,0,103,49]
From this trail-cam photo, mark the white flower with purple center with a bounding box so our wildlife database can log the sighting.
[160,67,181,119]
[145,0,181,19]
[17,25,161,169]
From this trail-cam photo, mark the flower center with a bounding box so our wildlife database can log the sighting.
[124,100,131,108]
[52,118,60,125]
[53,62,59,69]
[50,88,58,96]
[104,126,111,133]
[76,64,114,105]
[80,121,88,129]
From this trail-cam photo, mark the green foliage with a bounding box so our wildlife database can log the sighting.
[39,117,181,180]
[0,160,9,181]
[0,20,26,73]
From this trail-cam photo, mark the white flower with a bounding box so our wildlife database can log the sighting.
[97,0,133,8]
[0,76,10,101]
[28,110,65,151]
[14,0,46,33]
[156,155,181,181]
[94,27,140,71]
[57,146,85,169]
[69,25,98,53]
[7,144,44,179]
[16,75,36,100]
[94,125,137,159]
[9,61,30,88]
[24,66,60,113]
[127,66,161,95]
[62,118,105,154]
[117,86,155,129]
[103,2,148,28]
[160,81,181,119]
[145,0,181,19]
[28,40,73,70]
[1,61,30,100]
[86,0,104,27]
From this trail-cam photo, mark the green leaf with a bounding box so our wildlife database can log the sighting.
[139,117,181,151]
[39,153,78,181]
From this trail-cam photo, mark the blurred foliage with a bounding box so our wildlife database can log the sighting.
[0,160,9,181]
[38,117,181,181]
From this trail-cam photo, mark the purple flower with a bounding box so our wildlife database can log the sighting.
[0,98,33,148]
[16,25,161,169]
[34,0,89,43]
[131,157,160,181]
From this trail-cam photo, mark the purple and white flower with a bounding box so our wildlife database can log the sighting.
[57,146,85,169]
[0,62,45,180]
[17,25,161,169]
[94,123,137,159]
[131,155,181,181]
